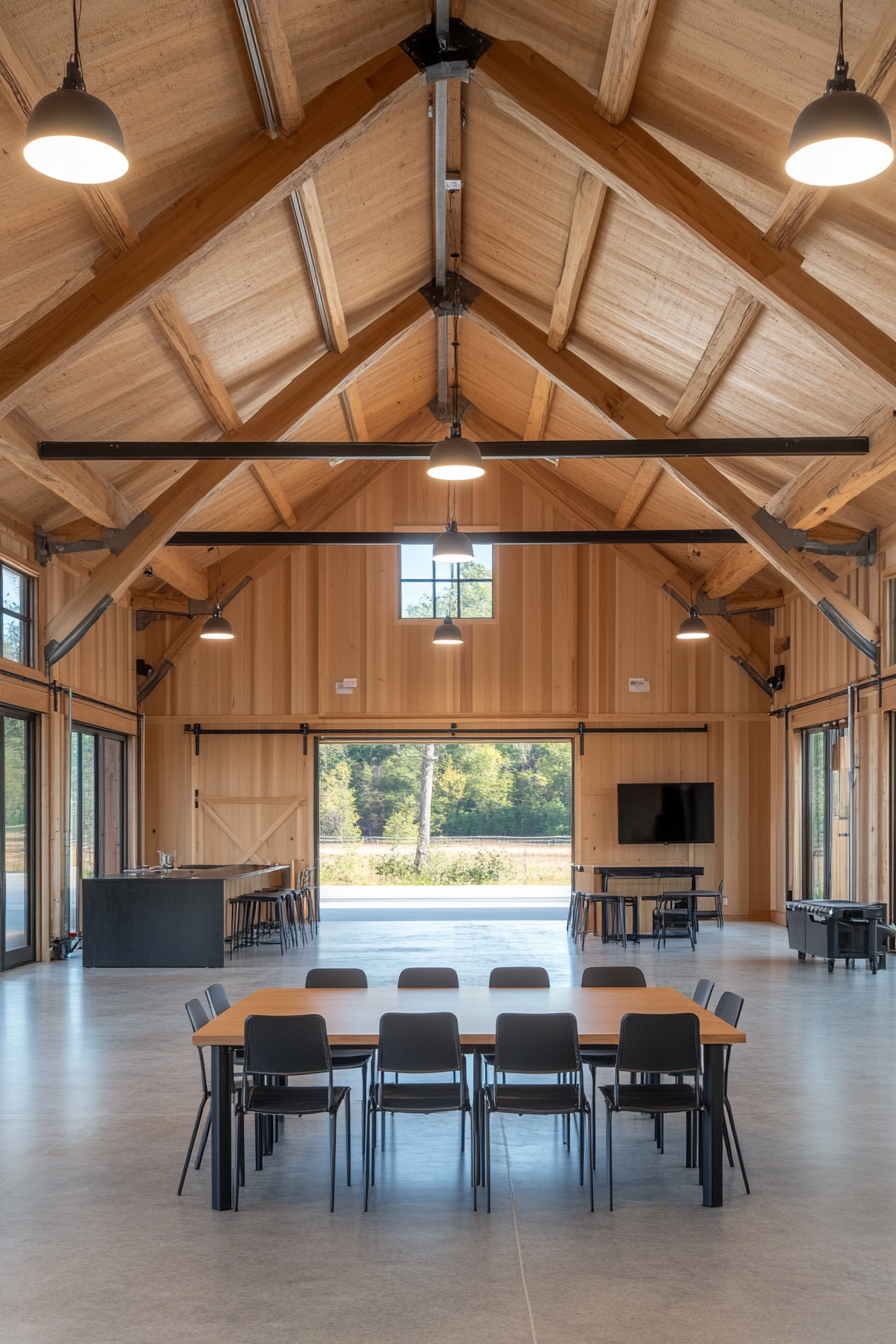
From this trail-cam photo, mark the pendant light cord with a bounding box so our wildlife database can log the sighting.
[71,0,83,72]
[836,0,845,70]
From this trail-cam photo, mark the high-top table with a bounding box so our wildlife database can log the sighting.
[193,985,745,1210]
[578,866,706,943]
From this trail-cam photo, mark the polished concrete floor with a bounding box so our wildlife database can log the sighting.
[1,920,894,1343]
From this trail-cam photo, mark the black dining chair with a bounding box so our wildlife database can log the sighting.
[692,978,715,1010]
[364,1011,473,1210]
[713,991,750,1193]
[178,998,213,1195]
[483,1012,593,1212]
[652,894,697,948]
[579,966,648,1147]
[693,879,725,929]
[483,967,551,1087]
[233,1014,350,1212]
[397,967,460,988]
[599,1012,703,1209]
[305,969,375,1157]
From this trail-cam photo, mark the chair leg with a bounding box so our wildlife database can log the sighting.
[363,1101,371,1210]
[177,1094,209,1195]
[233,1109,244,1211]
[605,1104,614,1211]
[485,1108,492,1213]
[578,1106,585,1186]
[472,1108,478,1211]
[725,1097,750,1193]
[360,1060,367,1158]
[586,1106,594,1211]
[194,1110,211,1170]
[345,1094,352,1187]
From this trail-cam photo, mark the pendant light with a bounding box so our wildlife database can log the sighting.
[432,483,475,563]
[200,607,235,640]
[24,1,128,184]
[676,609,710,640]
[786,1,893,185]
[428,293,485,480]
[200,549,235,640]
[433,614,463,645]
[676,545,710,641]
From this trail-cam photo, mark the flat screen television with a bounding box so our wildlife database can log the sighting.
[617,783,715,845]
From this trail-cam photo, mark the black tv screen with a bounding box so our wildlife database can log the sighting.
[617,783,715,845]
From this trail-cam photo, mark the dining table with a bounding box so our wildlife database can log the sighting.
[192,985,746,1211]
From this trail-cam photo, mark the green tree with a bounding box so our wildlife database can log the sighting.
[318,759,360,838]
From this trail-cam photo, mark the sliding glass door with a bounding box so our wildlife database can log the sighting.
[1,709,34,970]
[803,725,849,902]
[70,728,126,931]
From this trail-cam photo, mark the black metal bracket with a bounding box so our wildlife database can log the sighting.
[302,723,309,756]
[184,722,202,756]
[419,275,481,317]
[400,19,492,82]
[753,509,878,566]
[35,514,153,566]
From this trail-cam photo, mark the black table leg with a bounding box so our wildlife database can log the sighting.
[211,1044,233,1211]
[702,1044,724,1207]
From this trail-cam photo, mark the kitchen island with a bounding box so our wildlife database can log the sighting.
[81,864,290,968]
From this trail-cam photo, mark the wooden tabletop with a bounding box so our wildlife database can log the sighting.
[192,986,745,1048]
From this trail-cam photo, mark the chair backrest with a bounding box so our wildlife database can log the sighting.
[489,966,550,988]
[305,968,368,988]
[243,1014,331,1076]
[616,1012,701,1076]
[692,978,715,1009]
[377,1012,462,1074]
[493,1012,581,1075]
[205,983,230,1017]
[713,990,743,1029]
[581,966,647,988]
[186,997,210,1034]
[397,967,459,988]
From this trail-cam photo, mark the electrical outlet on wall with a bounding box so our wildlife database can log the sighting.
[628,678,650,693]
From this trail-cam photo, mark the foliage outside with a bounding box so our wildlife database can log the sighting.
[318,741,571,885]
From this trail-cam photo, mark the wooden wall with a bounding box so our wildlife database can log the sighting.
[140,465,775,922]
[0,515,138,957]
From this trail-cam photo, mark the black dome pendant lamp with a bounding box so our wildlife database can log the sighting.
[24,0,128,184]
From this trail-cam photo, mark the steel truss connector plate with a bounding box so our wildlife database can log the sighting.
[419,276,481,316]
[401,19,492,81]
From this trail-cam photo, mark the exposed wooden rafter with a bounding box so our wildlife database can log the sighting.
[595,0,660,124]
[148,292,243,433]
[294,179,349,353]
[253,461,297,527]
[0,45,419,417]
[666,288,763,434]
[523,371,554,440]
[246,0,305,137]
[340,382,370,442]
[612,459,662,528]
[475,40,896,402]
[547,172,607,351]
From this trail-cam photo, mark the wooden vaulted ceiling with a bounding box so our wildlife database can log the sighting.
[1,0,895,677]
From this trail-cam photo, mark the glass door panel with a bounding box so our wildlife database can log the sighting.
[70,728,126,933]
[803,726,848,902]
[1,711,34,970]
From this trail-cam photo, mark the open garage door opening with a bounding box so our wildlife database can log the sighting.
[317,740,572,921]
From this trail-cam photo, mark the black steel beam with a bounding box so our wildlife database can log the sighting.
[39,437,869,461]
[166,528,745,547]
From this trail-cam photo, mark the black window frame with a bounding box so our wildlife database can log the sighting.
[0,560,35,669]
[398,543,495,620]
[1,706,36,972]
[70,725,128,934]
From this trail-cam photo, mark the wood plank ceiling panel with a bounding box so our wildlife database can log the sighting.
[282,0,429,103]
[311,89,434,332]
[468,0,617,93]
[462,80,581,324]
[157,200,325,425]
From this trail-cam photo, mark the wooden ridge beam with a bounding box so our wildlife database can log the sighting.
[0,22,137,257]
[666,288,763,433]
[662,456,879,661]
[595,0,660,124]
[763,7,896,250]
[475,40,896,402]
[0,45,420,417]
[703,405,896,597]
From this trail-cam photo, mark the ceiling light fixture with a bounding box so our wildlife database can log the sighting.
[676,609,710,641]
[200,607,235,640]
[433,613,463,645]
[200,548,235,640]
[433,519,475,563]
[24,0,128,184]
[427,282,485,480]
[785,1,893,185]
